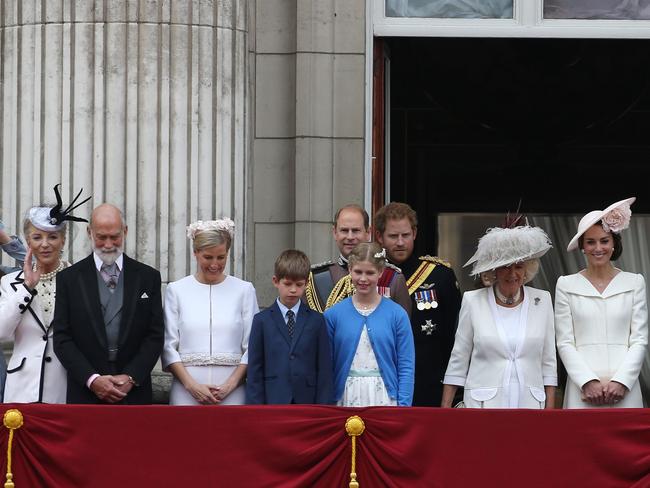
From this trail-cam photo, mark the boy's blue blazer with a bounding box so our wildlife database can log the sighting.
[246,301,333,404]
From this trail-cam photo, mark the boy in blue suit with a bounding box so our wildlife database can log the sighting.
[246,250,333,404]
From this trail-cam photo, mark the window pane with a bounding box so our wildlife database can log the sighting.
[544,0,650,20]
[385,0,513,19]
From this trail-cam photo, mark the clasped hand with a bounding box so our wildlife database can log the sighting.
[582,380,626,405]
[90,375,133,403]
[186,381,234,405]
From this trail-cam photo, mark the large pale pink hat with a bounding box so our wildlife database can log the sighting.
[567,197,636,251]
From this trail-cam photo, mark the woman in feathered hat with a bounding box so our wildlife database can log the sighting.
[441,223,557,409]
[556,198,647,409]
[0,184,90,403]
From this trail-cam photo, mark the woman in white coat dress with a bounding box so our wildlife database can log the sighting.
[556,197,647,408]
[0,185,90,403]
[162,218,259,405]
[441,223,557,409]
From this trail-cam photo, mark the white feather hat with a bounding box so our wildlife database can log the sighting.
[464,225,552,276]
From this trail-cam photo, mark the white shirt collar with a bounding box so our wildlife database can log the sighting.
[276,298,301,321]
[93,252,124,272]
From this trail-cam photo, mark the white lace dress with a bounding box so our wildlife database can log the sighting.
[337,307,397,407]
[162,274,259,405]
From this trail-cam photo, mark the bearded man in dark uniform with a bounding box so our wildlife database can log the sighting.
[375,202,461,407]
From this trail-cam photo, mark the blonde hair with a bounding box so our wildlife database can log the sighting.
[193,228,232,252]
[347,242,386,272]
[23,212,67,240]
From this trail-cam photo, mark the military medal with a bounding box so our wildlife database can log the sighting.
[421,319,437,335]
[420,290,433,309]
[422,291,432,309]
[430,289,438,309]
[415,291,426,310]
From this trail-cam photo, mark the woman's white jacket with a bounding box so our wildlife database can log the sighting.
[444,286,557,408]
[555,271,647,408]
[0,270,67,403]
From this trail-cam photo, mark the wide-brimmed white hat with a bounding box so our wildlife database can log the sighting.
[464,225,552,276]
[566,197,636,252]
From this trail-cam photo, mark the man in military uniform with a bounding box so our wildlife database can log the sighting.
[304,204,411,316]
[375,202,461,407]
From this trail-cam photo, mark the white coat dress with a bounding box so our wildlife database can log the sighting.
[162,274,259,405]
[555,271,647,408]
[444,286,557,408]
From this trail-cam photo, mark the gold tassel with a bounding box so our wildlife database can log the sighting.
[345,416,365,488]
[3,409,23,488]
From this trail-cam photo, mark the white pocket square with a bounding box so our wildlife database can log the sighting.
[140,292,149,299]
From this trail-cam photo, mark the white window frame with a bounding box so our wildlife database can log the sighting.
[372,0,650,38]
[363,0,650,211]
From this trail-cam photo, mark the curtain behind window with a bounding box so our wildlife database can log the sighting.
[385,0,513,18]
[544,0,650,20]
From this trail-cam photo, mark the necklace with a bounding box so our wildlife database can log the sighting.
[36,260,65,281]
[494,285,521,305]
[352,295,379,311]
[583,270,616,289]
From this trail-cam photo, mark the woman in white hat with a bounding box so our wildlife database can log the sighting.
[441,224,557,409]
[556,197,647,408]
[0,184,90,403]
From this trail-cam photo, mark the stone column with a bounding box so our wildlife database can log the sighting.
[0,0,248,283]
[0,0,248,404]
[250,0,366,305]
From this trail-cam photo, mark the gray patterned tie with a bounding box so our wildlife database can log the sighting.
[100,262,120,291]
[286,309,295,339]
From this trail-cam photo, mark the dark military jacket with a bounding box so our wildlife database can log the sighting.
[394,253,462,407]
[304,255,411,318]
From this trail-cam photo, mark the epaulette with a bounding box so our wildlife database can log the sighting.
[310,260,334,271]
[419,255,451,268]
[385,262,402,274]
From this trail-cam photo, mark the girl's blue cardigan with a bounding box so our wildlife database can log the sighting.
[324,297,415,406]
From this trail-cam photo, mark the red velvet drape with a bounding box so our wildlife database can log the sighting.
[1,404,649,487]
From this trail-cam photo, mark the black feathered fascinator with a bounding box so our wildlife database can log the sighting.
[28,184,92,232]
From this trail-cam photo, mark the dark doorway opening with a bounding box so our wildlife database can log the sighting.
[387,37,650,255]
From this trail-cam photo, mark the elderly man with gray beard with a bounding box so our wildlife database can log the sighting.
[53,204,164,404]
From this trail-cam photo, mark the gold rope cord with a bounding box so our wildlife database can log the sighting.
[305,271,324,313]
[3,409,23,488]
[326,275,354,310]
[345,416,365,488]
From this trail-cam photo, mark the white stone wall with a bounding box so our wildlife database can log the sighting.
[249,0,367,305]
[0,0,248,284]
